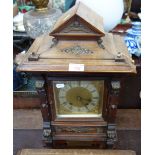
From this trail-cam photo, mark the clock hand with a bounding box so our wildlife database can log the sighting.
[77,96,91,102]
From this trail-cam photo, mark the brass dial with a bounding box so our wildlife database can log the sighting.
[53,81,104,117]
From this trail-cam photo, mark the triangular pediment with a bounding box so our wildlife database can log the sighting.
[51,16,99,35]
[49,2,105,38]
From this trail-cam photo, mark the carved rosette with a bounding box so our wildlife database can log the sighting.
[111,81,121,95]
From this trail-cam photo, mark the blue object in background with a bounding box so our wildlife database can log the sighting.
[13,64,26,91]
[124,22,141,57]
[65,0,76,11]
[13,65,22,90]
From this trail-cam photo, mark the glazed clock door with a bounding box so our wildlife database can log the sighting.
[53,80,104,118]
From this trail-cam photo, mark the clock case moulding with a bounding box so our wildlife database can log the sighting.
[16,2,136,149]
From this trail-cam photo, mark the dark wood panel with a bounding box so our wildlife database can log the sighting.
[13,96,40,109]
[119,76,141,109]
[119,56,141,109]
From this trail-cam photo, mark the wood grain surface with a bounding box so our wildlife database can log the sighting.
[16,33,136,73]
[18,149,136,155]
[51,2,105,35]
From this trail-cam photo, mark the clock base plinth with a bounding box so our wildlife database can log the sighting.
[42,124,117,149]
[42,134,117,149]
[42,138,116,149]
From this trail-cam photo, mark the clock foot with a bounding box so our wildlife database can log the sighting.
[42,131,53,147]
[42,121,53,147]
[106,124,117,149]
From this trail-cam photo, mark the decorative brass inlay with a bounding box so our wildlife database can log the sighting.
[55,127,103,133]
[60,45,93,55]
[61,21,94,33]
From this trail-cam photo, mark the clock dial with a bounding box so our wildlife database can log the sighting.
[53,81,104,117]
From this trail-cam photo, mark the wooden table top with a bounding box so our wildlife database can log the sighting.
[17,149,136,155]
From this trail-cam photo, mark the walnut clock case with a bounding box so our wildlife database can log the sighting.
[16,2,136,149]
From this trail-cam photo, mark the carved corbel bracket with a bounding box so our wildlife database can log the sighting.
[111,81,121,95]
[50,38,58,48]
[97,39,105,49]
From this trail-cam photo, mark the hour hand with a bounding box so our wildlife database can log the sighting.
[81,98,91,102]
[77,96,91,103]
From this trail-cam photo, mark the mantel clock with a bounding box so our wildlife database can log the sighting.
[16,2,136,149]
